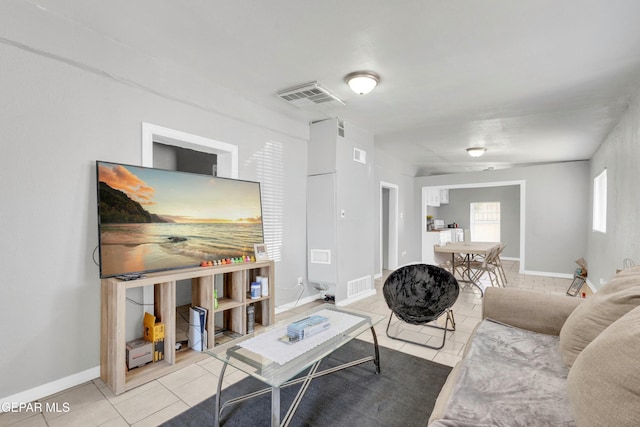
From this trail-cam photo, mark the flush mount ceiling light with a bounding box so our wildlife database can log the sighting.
[344,71,380,95]
[466,147,487,157]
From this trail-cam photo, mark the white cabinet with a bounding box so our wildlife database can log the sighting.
[426,188,449,206]
[440,189,449,204]
[426,188,440,206]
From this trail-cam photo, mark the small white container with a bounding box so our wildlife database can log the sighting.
[250,282,261,299]
[260,277,269,297]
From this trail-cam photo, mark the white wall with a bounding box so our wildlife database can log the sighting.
[0,33,309,401]
[373,148,420,273]
[307,119,376,304]
[587,88,640,287]
[415,162,590,276]
[335,122,375,302]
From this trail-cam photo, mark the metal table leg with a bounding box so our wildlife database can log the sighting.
[214,331,380,426]
[271,384,281,427]
[214,356,230,427]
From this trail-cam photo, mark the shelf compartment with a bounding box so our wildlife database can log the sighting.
[214,306,245,345]
[101,260,274,395]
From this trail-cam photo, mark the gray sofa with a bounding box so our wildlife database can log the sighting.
[428,266,640,427]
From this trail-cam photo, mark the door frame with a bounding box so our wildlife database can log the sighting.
[380,181,399,275]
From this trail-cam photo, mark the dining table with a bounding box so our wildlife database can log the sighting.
[434,241,502,295]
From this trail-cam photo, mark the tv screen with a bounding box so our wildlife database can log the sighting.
[96,161,264,278]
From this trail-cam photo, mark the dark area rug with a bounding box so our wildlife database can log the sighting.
[162,338,452,427]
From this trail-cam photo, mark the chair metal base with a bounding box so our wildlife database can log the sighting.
[385,309,456,350]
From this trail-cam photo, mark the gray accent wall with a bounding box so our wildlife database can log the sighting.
[415,162,590,276]
[436,186,521,258]
[588,88,640,288]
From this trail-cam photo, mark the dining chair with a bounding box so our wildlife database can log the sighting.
[490,243,508,285]
[468,246,503,288]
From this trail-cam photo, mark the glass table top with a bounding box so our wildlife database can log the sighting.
[207,304,385,387]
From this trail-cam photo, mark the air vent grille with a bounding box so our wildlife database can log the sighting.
[347,275,373,298]
[310,249,331,264]
[277,82,345,108]
[353,147,366,164]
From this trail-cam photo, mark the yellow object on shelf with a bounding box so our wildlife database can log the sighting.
[143,312,165,342]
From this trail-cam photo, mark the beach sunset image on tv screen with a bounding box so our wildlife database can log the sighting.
[96,161,264,278]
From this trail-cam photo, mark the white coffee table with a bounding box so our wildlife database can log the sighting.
[207,304,384,427]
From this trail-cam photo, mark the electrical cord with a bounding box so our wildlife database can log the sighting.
[92,245,100,266]
[290,284,305,308]
[126,297,155,306]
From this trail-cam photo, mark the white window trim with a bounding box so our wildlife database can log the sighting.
[470,201,501,242]
[593,168,607,233]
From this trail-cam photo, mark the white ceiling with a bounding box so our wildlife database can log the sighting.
[30,0,640,175]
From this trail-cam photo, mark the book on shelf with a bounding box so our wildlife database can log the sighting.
[189,306,208,351]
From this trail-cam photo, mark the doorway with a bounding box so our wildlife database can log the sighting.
[421,181,525,273]
[380,181,399,274]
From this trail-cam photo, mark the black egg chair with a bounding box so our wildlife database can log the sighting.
[383,264,459,350]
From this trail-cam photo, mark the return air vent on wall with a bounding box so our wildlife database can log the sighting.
[310,249,331,264]
[353,147,366,164]
[347,275,373,298]
[277,82,345,108]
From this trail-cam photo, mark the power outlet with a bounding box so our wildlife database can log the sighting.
[297,277,304,286]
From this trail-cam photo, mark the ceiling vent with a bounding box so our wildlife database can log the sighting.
[277,82,345,108]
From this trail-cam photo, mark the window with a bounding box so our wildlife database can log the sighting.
[593,169,607,233]
[254,140,285,261]
[470,202,501,242]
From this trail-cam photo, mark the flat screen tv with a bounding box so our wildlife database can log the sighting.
[96,161,264,278]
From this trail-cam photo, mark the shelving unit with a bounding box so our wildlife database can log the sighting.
[100,260,275,395]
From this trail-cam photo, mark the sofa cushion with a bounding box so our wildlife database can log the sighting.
[559,266,640,367]
[567,305,640,427]
[429,319,574,426]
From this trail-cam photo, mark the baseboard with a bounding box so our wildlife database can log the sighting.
[522,270,574,279]
[275,293,323,314]
[335,289,377,307]
[0,366,100,409]
[275,289,379,311]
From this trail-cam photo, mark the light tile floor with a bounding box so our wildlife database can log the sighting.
[1,261,580,427]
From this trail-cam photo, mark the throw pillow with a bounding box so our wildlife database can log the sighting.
[558,266,640,367]
[567,305,640,426]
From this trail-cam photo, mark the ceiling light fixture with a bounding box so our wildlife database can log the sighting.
[344,71,380,95]
[466,147,487,157]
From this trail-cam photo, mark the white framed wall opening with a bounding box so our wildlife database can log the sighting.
[422,181,525,274]
[139,123,240,338]
[141,122,238,178]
